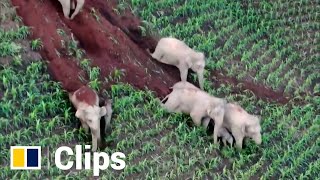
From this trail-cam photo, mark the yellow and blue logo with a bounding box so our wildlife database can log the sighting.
[10,146,41,170]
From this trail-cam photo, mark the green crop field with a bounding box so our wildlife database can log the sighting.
[1,0,319,179]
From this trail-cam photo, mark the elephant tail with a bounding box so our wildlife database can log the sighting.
[160,94,170,103]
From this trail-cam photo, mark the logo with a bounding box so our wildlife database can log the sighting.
[55,145,126,176]
[10,145,125,176]
[10,146,41,170]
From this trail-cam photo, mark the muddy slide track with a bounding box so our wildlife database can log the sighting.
[11,0,179,96]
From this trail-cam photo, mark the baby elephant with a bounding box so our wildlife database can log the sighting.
[151,37,206,89]
[219,127,234,146]
[222,103,262,149]
[100,99,113,131]
[202,117,234,146]
[69,86,112,151]
[161,81,226,144]
[58,0,85,19]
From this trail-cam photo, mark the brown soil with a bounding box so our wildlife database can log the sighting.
[10,0,179,96]
[212,71,290,104]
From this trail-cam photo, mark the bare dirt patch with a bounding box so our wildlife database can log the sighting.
[11,0,179,96]
[212,71,290,104]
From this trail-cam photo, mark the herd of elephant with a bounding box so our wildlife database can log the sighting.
[151,38,262,150]
[59,0,262,151]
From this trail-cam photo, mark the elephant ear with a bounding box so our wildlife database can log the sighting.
[75,109,84,119]
[244,124,258,134]
[99,107,107,117]
[198,52,205,60]
[185,56,193,68]
[194,61,205,72]
[255,115,262,123]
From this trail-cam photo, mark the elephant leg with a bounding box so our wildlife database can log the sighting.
[218,129,226,145]
[104,111,112,132]
[209,104,225,144]
[213,124,221,144]
[231,127,244,149]
[70,0,85,19]
[229,138,234,147]
[212,115,224,144]
[197,69,204,90]
[190,111,203,127]
[59,0,71,19]
[71,0,76,9]
[222,138,227,146]
[202,117,211,129]
[178,62,189,82]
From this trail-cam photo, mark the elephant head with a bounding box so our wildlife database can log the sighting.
[76,105,107,151]
[243,115,262,145]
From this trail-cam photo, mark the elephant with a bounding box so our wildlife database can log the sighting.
[151,37,206,90]
[221,103,262,149]
[69,86,112,151]
[202,117,234,146]
[161,82,226,144]
[102,99,113,132]
[58,0,85,20]
[219,127,234,146]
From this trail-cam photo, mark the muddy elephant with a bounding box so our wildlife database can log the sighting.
[69,86,112,151]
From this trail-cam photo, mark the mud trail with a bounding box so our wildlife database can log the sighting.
[212,71,290,104]
[11,0,179,95]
